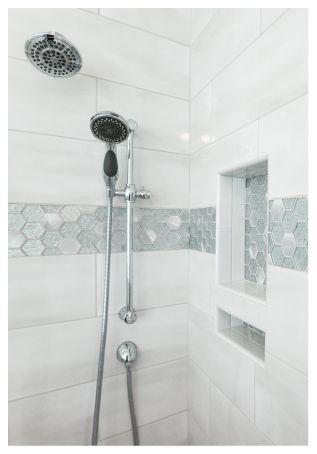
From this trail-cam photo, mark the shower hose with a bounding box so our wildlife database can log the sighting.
[91,195,139,446]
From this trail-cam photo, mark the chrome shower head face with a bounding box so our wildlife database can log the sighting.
[90,111,130,143]
[25,32,82,77]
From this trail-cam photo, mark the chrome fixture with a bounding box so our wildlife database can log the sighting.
[24,32,82,77]
[91,111,149,445]
[117,342,139,445]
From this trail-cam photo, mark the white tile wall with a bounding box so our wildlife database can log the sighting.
[191,9,218,45]
[188,251,211,315]
[255,353,308,445]
[210,9,307,141]
[8,255,96,329]
[100,8,191,45]
[97,250,189,315]
[188,359,209,438]
[8,8,190,99]
[260,8,288,33]
[191,9,260,98]
[189,83,212,153]
[188,413,210,445]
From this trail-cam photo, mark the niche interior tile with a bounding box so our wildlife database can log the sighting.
[9,248,25,258]
[42,231,63,247]
[78,214,97,230]
[40,213,63,231]
[8,231,26,248]
[282,211,297,233]
[78,231,97,247]
[8,213,25,231]
[293,247,308,271]
[59,238,81,255]
[42,247,62,256]
[60,206,81,222]
[22,205,44,222]
[281,233,296,257]
[21,222,44,240]
[293,222,308,247]
[154,237,169,250]
[140,229,157,245]
[42,205,63,213]
[60,222,81,238]
[22,239,45,256]
[8,203,25,213]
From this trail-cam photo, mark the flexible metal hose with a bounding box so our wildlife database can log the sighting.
[92,196,113,446]
[126,365,139,445]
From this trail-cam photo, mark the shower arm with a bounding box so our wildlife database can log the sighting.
[117,119,150,324]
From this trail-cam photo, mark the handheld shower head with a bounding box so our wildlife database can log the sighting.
[25,32,82,77]
[90,111,130,143]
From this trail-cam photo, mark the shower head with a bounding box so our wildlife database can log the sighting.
[24,32,82,77]
[90,111,130,143]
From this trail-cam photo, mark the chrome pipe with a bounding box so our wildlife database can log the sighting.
[92,195,114,445]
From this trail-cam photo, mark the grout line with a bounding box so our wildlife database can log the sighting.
[190,8,290,102]
[260,9,290,35]
[264,351,308,378]
[9,55,189,102]
[189,92,308,158]
[9,356,188,404]
[190,8,220,47]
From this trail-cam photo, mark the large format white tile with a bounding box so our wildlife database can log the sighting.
[188,359,209,438]
[188,250,211,315]
[99,412,187,446]
[103,305,188,378]
[261,8,288,32]
[188,413,210,445]
[97,250,188,315]
[81,8,99,14]
[9,380,96,445]
[191,9,260,98]
[100,8,191,45]
[8,131,108,205]
[97,79,189,154]
[209,380,272,445]
[266,265,308,375]
[8,255,96,329]
[98,359,188,440]
[190,122,258,208]
[9,318,101,401]
[8,8,189,99]
[215,228,232,285]
[255,353,308,445]
[191,9,218,45]
[210,9,308,141]
[188,305,255,421]
[8,59,96,141]
[259,95,308,199]
[189,83,212,153]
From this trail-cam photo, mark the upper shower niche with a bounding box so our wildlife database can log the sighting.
[216,157,268,305]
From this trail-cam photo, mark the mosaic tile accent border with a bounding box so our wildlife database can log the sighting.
[8,204,189,257]
[244,174,268,285]
[268,196,308,271]
[189,207,216,253]
[242,321,265,337]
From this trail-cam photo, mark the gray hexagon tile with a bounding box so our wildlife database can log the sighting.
[245,174,268,284]
[268,196,308,272]
[189,207,216,253]
[9,204,189,257]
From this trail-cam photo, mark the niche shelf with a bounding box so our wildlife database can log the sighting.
[216,157,268,305]
[216,307,265,367]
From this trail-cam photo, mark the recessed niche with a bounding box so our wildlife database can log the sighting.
[216,157,268,304]
[216,307,265,367]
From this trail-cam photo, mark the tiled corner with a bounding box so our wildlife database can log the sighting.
[244,174,268,285]
[8,204,190,257]
[189,207,216,253]
[268,196,308,272]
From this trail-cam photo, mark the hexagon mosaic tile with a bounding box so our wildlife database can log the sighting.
[189,207,216,253]
[8,204,190,257]
[268,196,308,272]
[245,174,268,285]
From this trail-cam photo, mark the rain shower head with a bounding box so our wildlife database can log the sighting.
[24,32,82,77]
[90,111,130,143]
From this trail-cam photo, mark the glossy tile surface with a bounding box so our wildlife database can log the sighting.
[190,83,212,153]
[188,359,209,438]
[188,413,210,445]
[261,8,288,32]
[191,9,218,44]
[188,251,211,315]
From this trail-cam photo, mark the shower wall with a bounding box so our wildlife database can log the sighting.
[8,8,190,445]
[188,8,308,445]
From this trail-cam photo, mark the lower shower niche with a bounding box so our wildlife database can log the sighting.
[216,157,268,304]
[216,308,265,367]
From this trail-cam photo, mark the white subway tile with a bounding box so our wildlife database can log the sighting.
[9,380,96,445]
[191,9,260,98]
[188,250,211,315]
[209,380,272,445]
[215,228,232,285]
[210,9,307,141]
[188,305,255,421]
[190,83,212,153]
[216,175,232,229]
[255,353,308,445]
[9,59,96,141]
[98,359,188,440]
[100,8,191,45]
[266,265,308,375]
[261,8,288,32]
[97,79,189,154]
[191,9,218,45]
[9,255,95,329]
[190,122,258,208]
[97,251,188,315]
[8,8,189,99]
[188,359,209,438]
[188,412,210,445]
[259,95,308,199]
[9,318,101,400]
